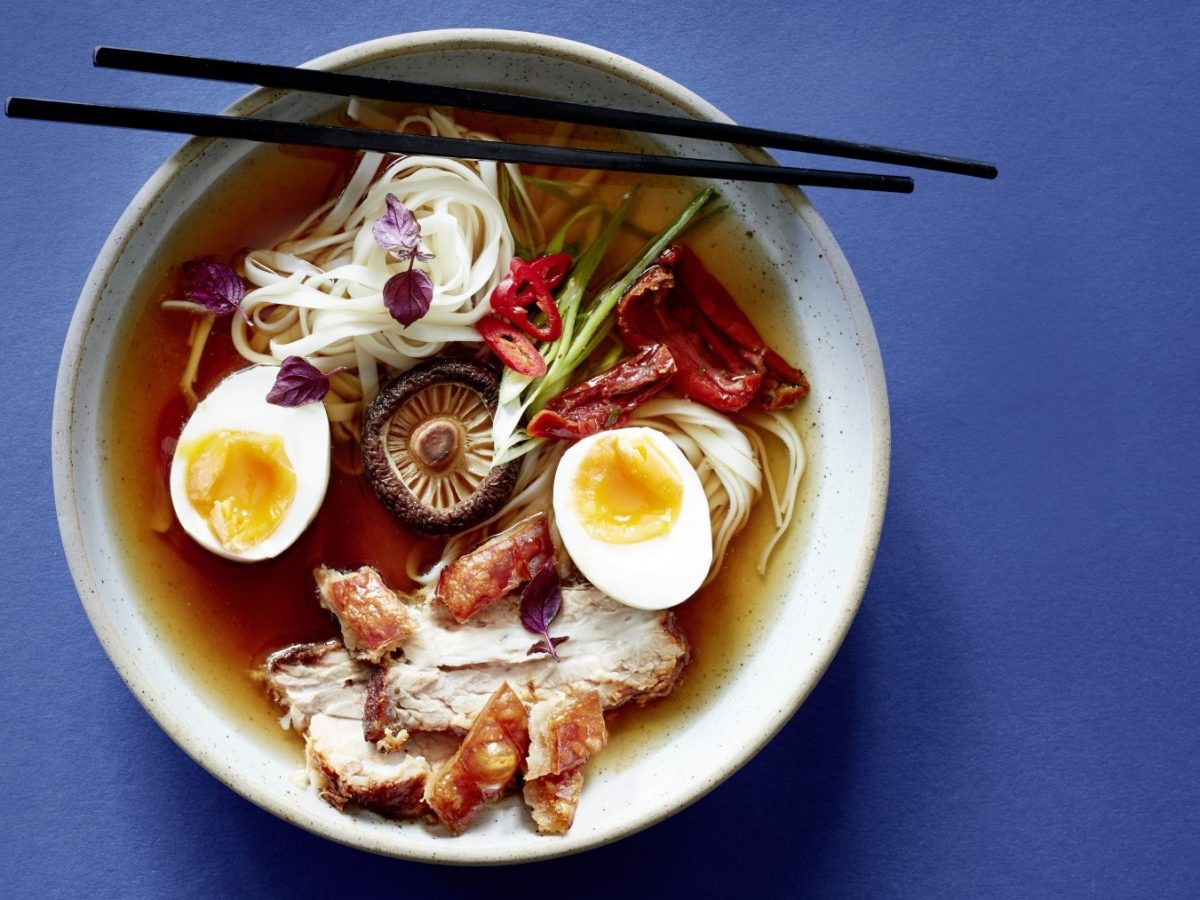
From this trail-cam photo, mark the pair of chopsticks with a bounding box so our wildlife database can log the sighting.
[6,46,998,193]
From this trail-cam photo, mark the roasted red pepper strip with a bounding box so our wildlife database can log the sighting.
[488,253,571,342]
[673,245,810,408]
[616,245,809,412]
[476,315,547,377]
[526,343,677,440]
[666,245,764,355]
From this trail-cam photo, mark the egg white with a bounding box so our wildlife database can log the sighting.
[552,426,713,610]
[169,365,331,562]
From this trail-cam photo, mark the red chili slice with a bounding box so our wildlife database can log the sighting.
[488,254,570,342]
[493,277,561,342]
[526,253,571,290]
[476,315,547,377]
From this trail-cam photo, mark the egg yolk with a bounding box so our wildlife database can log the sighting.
[572,432,683,544]
[183,430,296,552]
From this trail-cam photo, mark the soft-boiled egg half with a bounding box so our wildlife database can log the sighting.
[553,426,712,609]
[169,365,330,562]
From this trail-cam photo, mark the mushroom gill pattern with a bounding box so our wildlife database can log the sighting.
[386,382,495,510]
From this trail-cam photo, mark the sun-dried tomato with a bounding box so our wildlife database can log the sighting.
[476,315,547,377]
[758,346,812,411]
[616,245,809,412]
[526,343,677,440]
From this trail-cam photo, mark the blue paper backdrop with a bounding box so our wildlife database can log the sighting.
[2,2,1197,897]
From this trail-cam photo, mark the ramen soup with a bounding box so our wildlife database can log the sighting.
[103,105,811,836]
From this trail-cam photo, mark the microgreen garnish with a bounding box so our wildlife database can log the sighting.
[266,356,342,407]
[182,260,249,322]
[520,563,565,661]
[373,195,434,326]
[373,194,431,264]
[373,194,420,255]
[383,264,434,327]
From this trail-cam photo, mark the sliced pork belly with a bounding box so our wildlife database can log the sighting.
[264,580,688,831]
[424,683,530,834]
[373,583,688,736]
[523,691,608,835]
[434,513,554,623]
[262,640,370,731]
[314,565,419,662]
[525,691,608,780]
[523,768,586,835]
[263,640,454,819]
[305,715,458,818]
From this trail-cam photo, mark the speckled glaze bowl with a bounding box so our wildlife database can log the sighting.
[53,30,889,864]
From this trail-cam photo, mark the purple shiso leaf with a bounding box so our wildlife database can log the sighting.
[526,636,569,657]
[266,356,333,407]
[182,260,249,321]
[383,267,434,327]
[372,194,422,254]
[520,563,565,660]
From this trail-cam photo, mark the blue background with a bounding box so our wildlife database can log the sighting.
[2,1,1197,897]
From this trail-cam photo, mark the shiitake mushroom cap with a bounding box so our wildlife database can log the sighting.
[361,358,521,536]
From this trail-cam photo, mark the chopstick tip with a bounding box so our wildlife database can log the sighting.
[93,46,128,67]
[962,161,998,180]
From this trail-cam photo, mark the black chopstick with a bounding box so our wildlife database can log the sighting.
[4,97,915,193]
[93,46,997,181]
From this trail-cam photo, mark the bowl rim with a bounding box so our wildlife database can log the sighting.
[52,27,890,864]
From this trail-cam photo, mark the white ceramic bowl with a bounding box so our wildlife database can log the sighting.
[53,29,889,864]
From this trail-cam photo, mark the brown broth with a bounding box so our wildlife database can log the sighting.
[102,111,813,764]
